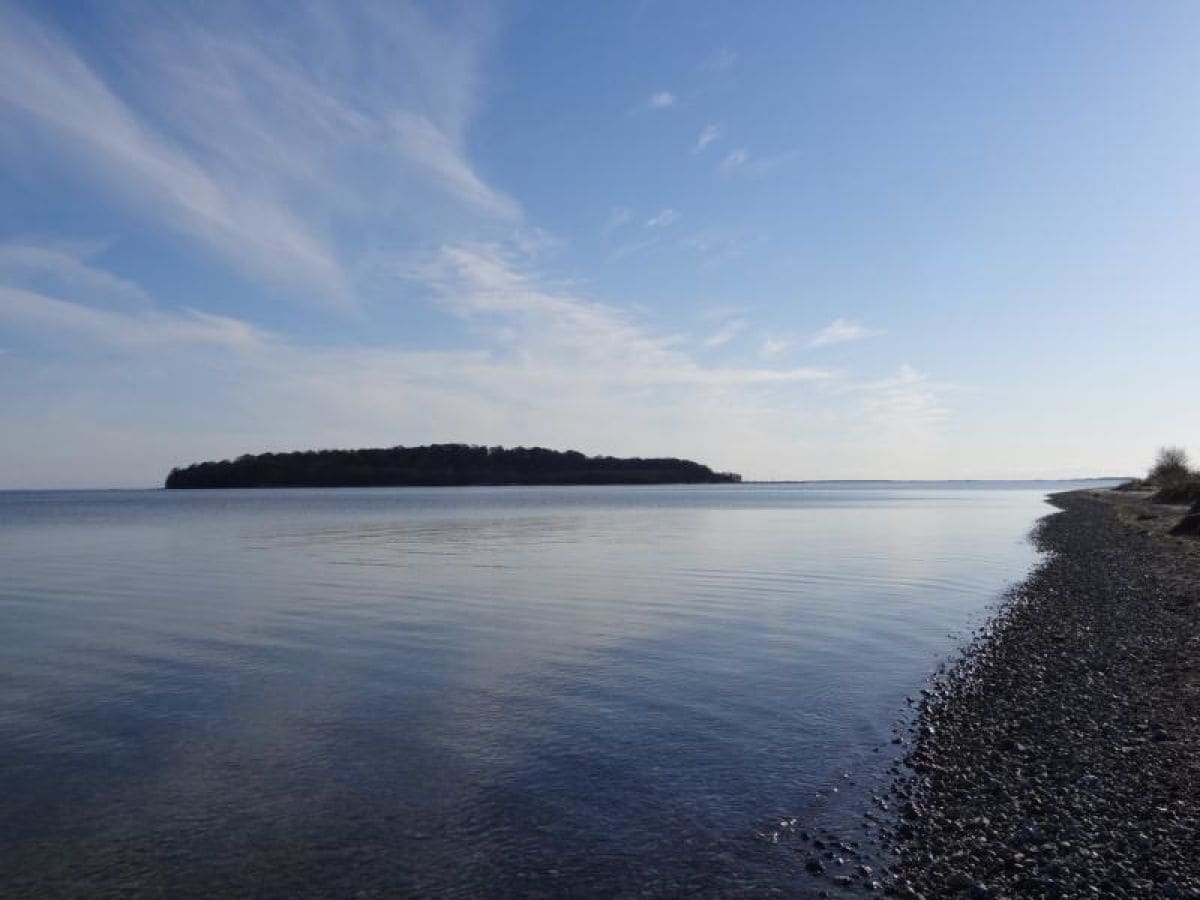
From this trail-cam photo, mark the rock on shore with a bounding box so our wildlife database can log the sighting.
[888,491,1200,899]
[1171,501,1200,537]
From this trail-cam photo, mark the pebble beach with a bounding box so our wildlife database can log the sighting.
[886,490,1200,899]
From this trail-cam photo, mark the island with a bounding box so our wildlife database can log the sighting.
[164,443,742,489]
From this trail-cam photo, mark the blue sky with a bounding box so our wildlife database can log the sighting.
[1,0,1197,487]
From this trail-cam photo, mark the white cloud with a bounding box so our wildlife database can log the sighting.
[390,112,519,218]
[645,208,678,228]
[702,319,745,347]
[0,2,517,307]
[694,123,722,153]
[646,91,676,110]
[0,284,266,349]
[761,336,791,357]
[856,365,952,433]
[0,241,152,308]
[716,146,794,178]
[0,5,349,304]
[407,243,831,387]
[808,318,885,348]
[0,237,270,350]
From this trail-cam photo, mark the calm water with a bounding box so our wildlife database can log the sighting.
[0,483,1107,897]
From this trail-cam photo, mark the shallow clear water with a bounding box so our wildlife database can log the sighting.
[0,483,1107,896]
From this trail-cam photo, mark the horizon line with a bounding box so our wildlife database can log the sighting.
[0,476,1133,492]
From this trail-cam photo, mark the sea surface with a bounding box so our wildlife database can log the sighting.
[0,482,1113,897]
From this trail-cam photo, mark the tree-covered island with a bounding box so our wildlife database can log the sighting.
[165,444,742,488]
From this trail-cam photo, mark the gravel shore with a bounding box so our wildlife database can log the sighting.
[887,490,1200,899]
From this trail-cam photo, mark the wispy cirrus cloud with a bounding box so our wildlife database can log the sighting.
[694,123,722,153]
[389,112,519,218]
[809,318,885,348]
[645,208,678,228]
[0,239,266,348]
[0,5,346,303]
[717,146,793,178]
[702,318,745,348]
[0,284,266,350]
[856,365,953,433]
[644,91,676,110]
[0,2,516,307]
[0,241,152,309]
[407,242,831,389]
[761,336,791,357]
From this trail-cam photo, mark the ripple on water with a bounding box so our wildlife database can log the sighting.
[0,483,1098,896]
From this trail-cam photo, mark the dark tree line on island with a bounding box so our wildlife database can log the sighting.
[165,444,743,489]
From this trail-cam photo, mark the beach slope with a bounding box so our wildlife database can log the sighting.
[890,490,1200,899]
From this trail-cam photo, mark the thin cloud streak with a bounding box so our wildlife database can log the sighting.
[0,285,267,349]
[855,364,952,433]
[717,146,794,178]
[694,124,722,153]
[0,241,152,308]
[703,319,745,347]
[0,239,264,347]
[390,112,519,218]
[0,4,348,304]
[0,2,518,307]
[809,318,885,348]
[408,243,832,389]
[761,336,791,357]
[645,208,678,228]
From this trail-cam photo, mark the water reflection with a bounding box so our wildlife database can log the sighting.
[0,483,1108,896]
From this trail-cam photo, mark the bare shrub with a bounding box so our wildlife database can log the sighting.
[1148,446,1190,485]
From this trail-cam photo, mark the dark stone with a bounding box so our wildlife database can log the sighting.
[1170,511,1200,536]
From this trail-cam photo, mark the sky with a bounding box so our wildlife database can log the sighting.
[1,0,1197,487]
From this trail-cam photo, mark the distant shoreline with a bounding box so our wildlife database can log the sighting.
[749,477,1131,485]
[1,478,1131,493]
